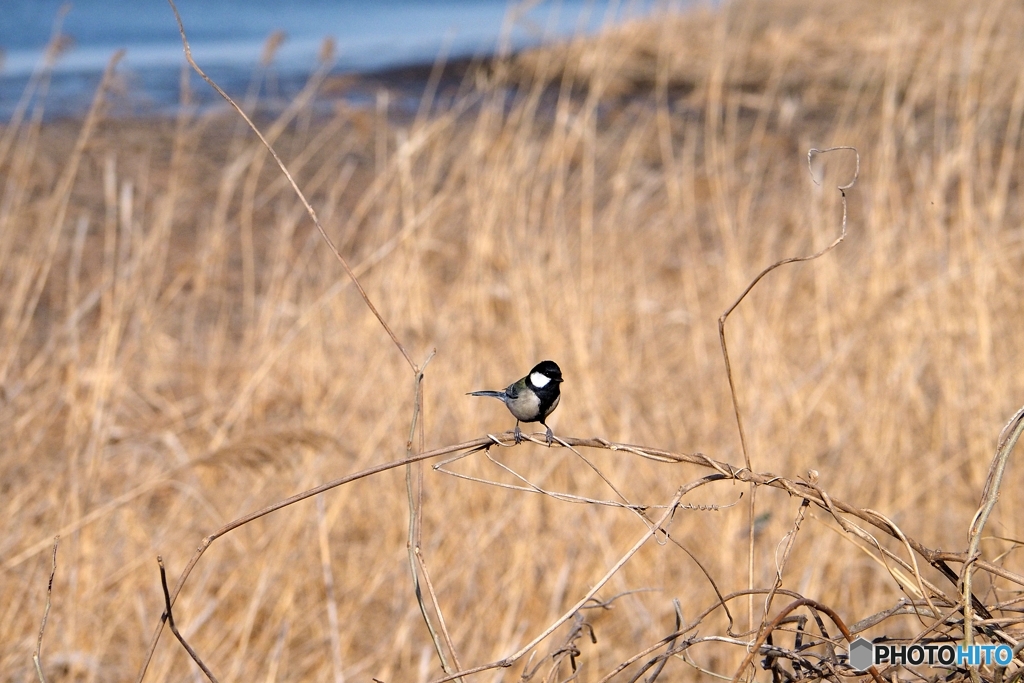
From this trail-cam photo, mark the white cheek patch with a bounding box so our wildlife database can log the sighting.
[530,371,551,388]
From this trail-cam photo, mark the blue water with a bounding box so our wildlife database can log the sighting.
[0,0,662,118]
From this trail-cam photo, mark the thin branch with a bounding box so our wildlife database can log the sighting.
[730,597,882,683]
[404,352,463,678]
[32,536,59,683]
[963,403,1024,678]
[423,487,687,683]
[135,433,1019,682]
[136,437,495,683]
[762,499,809,624]
[864,507,940,624]
[717,146,858,633]
[597,588,819,683]
[158,557,220,683]
[165,0,415,372]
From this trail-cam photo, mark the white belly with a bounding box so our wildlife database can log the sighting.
[506,391,542,421]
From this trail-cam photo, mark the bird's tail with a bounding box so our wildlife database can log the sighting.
[467,390,505,399]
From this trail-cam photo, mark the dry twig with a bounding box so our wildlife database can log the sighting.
[31,536,58,683]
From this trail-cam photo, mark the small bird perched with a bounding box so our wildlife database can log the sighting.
[468,360,564,444]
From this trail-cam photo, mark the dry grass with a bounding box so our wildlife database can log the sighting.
[3,0,1024,681]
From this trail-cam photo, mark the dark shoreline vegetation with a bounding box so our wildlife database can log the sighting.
[1,50,500,123]
[4,1,1024,682]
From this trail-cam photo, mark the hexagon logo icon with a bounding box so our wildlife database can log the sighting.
[849,637,874,671]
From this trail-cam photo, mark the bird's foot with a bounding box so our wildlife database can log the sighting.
[513,423,523,444]
[545,426,554,446]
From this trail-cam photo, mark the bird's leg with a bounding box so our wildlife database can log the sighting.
[513,421,523,444]
[543,422,554,446]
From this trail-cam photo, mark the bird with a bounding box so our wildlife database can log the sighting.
[468,360,564,445]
